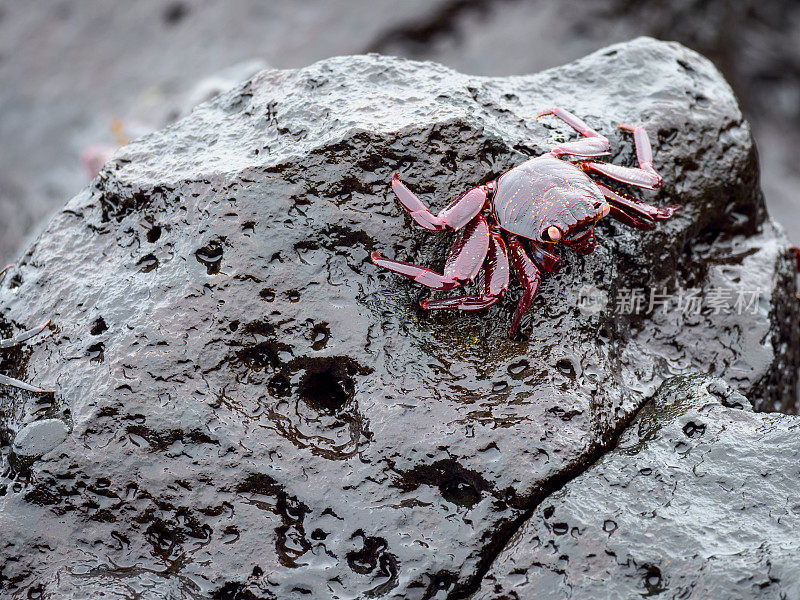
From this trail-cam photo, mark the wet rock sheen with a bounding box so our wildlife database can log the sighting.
[0,38,796,598]
[475,375,800,599]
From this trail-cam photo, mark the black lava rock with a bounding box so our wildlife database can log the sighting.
[0,38,796,598]
[475,375,800,599]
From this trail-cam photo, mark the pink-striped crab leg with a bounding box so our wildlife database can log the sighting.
[371,214,490,290]
[597,183,679,230]
[0,320,51,349]
[421,229,510,311]
[508,237,542,337]
[391,173,489,231]
[537,107,612,158]
[0,320,54,393]
[581,123,663,189]
[0,373,54,394]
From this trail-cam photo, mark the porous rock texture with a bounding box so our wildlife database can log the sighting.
[474,375,800,599]
[0,38,797,598]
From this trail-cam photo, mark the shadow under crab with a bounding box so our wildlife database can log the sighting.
[371,106,680,336]
[0,265,53,393]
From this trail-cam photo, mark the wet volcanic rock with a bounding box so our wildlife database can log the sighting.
[474,375,800,599]
[0,38,797,598]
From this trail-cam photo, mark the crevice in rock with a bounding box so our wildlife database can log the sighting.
[451,391,657,599]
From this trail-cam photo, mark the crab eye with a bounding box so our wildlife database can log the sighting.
[601,203,610,217]
[546,226,562,242]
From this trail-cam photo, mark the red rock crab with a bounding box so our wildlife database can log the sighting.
[372,107,679,336]
[0,265,52,392]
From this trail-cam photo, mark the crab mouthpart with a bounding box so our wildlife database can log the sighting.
[563,228,597,255]
[562,220,595,242]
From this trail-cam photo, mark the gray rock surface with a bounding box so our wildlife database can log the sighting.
[0,0,437,262]
[3,0,800,267]
[474,375,800,599]
[0,38,796,598]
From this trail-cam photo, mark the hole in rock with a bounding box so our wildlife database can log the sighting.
[87,342,105,362]
[555,358,575,377]
[237,339,289,371]
[346,531,396,584]
[147,225,162,243]
[90,317,108,335]
[298,367,353,413]
[682,421,706,438]
[492,380,509,392]
[552,522,568,535]
[440,477,481,508]
[195,240,224,275]
[396,459,492,510]
[138,254,159,273]
[310,323,330,350]
[642,565,665,594]
[508,359,528,377]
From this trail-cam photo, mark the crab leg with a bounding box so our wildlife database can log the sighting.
[0,264,11,280]
[581,161,662,190]
[607,205,655,230]
[421,230,509,311]
[0,373,53,394]
[581,123,663,189]
[391,173,489,231]
[508,237,542,337]
[371,214,490,290]
[537,107,612,158]
[529,243,562,273]
[537,107,604,138]
[618,124,656,167]
[550,138,610,159]
[0,321,53,393]
[0,321,50,349]
[596,183,679,230]
[596,183,676,220]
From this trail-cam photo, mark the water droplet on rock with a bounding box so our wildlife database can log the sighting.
[682,421,706,438]
[508,360,528,377]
